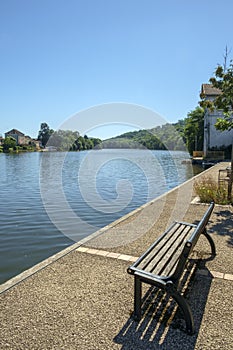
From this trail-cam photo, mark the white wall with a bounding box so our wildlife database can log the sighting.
[204,111,233,154]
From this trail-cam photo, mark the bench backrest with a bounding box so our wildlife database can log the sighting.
[172,202,215,281]
[187,201,215,247]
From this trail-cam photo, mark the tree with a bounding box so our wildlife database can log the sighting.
[3,136,17,151]
[38,123,54,147]
[91,137,102,149]
[200,51,233,201]
[182,107,204,155]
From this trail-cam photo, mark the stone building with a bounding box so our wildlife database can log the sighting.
[5,129,25,145]
[201,84,233,157]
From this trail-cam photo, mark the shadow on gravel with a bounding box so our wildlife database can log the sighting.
[114,258,213,350]
[209,209,233,246]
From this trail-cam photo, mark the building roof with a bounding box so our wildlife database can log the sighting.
[201,84,221,96]
[5,129,25,136]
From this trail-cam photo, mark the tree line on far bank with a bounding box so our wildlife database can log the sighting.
[1,109,205,154]
[0,105,228,156]
[37,113,205,154]
[102,107,205,154]
[38,123,102,151]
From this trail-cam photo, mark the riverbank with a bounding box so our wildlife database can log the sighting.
[1,162,232,349]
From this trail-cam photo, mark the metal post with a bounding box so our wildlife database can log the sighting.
[228,141,233,202]
[134,277,142,321]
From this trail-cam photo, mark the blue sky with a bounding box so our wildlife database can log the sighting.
[1,0,233,139]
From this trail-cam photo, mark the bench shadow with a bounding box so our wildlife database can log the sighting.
[114,258,213,350]
[209,209,233,246]
[189,207,232,248]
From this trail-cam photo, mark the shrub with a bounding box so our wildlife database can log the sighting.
[194,176,231,205]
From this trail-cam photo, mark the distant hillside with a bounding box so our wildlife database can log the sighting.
[102,121,186,150]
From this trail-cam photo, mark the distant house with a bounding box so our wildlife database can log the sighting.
[30,139,41,150]
[201,84,233,157]
[4,129,42,149]
[5,129,25,145]
[24,135,32,145]
[0,136,4,145]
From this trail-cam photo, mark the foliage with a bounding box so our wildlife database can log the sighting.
[150,122,186,150]
[199,51,233,200]
[47,129,102,151]
[103,122,186,151]
[72,135,102,151]
[103,130,166,150]
[200,62,233,130]
[194,176,231,205]
[103,117,205,154]
[3,137,17,151]
[48,129,79,151]
[182,107,204,154]
[212,67,233,121]
[38,123,54,147]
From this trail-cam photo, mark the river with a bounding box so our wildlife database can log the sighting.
[0,149,201,284]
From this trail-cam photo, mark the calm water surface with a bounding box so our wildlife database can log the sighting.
[0,150,201,284]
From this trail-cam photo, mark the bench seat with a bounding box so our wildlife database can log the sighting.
[134,221,196,278]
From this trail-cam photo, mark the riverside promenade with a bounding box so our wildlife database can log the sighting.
[1,163,233,350]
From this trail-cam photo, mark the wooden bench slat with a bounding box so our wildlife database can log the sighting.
[141,223,186,274]
[154,225,196,277]
[137,222,184,271]
[138,223,195,278]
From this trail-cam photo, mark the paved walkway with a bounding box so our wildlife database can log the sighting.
[1,162,233,349]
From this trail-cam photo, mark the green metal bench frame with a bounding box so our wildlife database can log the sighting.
[127,202,216,335]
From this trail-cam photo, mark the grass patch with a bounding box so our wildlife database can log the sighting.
[194,175,232,205]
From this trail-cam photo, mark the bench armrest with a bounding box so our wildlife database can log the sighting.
[134,270,167,287]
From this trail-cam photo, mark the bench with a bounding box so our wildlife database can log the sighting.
[127,202,216,335]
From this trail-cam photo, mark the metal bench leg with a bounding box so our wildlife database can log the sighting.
[166,281,195,335]
[202,229,216,256]
[134,276,142,321]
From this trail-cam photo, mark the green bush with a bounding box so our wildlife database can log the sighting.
[194,176,231,205]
